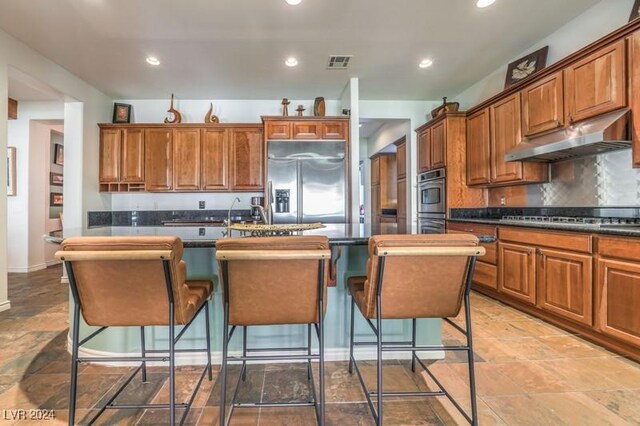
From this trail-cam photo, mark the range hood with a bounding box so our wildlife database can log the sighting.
[505,108,631,163]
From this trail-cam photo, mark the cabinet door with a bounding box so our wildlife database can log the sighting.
[230,127,264,191]
[396,141,406,179]
[498,242,536,305]
[565,39,626,124]
[292,121,321,139]
[371,184,380,224]
[521,71,564,136]
[99,129,121,182]
[371,156,380,186]
[466,109,491,186]
[397,178,406,220]
[597,258,640,347]
[144,128,173,191]
[121,129,144,183]
[322,121,347,139]
[201,128,229,191]
[538,248,593,326]
[430,121,446,169]
[490,93,523,184]
[629,31,640,167]
[265,121,291,139]
[418,128,431,172]
[379,154,397,209]
[173,129,201,191]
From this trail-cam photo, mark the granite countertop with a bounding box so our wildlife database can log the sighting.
[47,223,496,248]
[447,218,640,237]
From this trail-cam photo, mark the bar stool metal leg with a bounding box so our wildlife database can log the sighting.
[205,301,213,381]
[242,326,247,382]
[464,293,478,426]
[319,298,325,426]
[307,324,312,380]
[169,303,176,425]
[140,326,147,382]
[220,308,229,426]
[411,319,417,372]
[348,296,355,374]
[68,303,80,426]
[376,294,383,426]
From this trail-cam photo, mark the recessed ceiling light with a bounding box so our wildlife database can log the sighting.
[146,56,160,66]
[285,57,298,67]
[285,0,302,5]
[476,0,496,8]
[419,59,433,68]
[359,123,363,128]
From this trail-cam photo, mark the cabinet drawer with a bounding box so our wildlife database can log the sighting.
[322,121,347,139]
[265,121,291,139]
[473,261,497,290]
[597,236,640,262]
[447,221,497,238]
[292,121,322,139]
[500,226,592,253]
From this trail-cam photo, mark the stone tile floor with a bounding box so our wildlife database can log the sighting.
[1,265,640,424]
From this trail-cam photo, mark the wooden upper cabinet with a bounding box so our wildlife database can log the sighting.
[292,121,321,139]
[466,109,491,186]
[490,93,524,184]
[173,129,201,191]
[99,129,121,183]
[144,128,173,191]
[597,258,640,347]
[564,39,626,124]
[521,71,564,136]
[396,140,406,179]
[8,98,17,120]
[430,121,446,169]
[498,242,537,305]
[322,121,347,139]
[418,128,431,172]
[371,156,380,186]
[201,128,229,191]
[230,127,264,191]
[120,129,144,183]
[265,121,291,139]
[537,248,593,326]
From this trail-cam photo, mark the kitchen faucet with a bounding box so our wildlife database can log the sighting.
[225,196,241,234]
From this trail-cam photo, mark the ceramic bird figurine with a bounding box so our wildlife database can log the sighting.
[164,94,182,124]
[204,102,219,123]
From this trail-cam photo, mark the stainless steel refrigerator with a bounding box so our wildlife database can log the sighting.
[267,141,347,224]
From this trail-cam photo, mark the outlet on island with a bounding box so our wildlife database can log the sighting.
[199,201,205,209]
[500,196,506,206]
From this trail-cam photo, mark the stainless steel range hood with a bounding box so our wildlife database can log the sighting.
[505,108,631,163]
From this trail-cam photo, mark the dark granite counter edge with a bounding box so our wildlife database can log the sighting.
[447,218,640,238]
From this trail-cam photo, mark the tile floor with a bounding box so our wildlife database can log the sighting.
[1,265,640,425]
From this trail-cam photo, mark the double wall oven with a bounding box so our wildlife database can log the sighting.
[418,168,446,233]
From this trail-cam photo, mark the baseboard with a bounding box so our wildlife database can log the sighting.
[0,300,11,313]
[67,334,445,367]
[46,259,62,267]
[7,263,47,273]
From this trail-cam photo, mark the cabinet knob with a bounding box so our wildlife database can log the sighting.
[527,249,533,255]
[554,120,561,127]
[568,115,575,125]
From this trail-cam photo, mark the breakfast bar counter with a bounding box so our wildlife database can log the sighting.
[53,223,494,364]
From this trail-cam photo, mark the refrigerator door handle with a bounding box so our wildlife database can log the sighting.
[267,180,274,225]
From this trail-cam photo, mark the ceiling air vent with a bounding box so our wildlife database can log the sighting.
[327,55,352,70]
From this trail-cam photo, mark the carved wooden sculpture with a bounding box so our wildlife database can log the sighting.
[164,94,182,124]
[204,103,219,123]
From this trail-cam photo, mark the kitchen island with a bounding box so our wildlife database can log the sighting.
[52,223,494,364]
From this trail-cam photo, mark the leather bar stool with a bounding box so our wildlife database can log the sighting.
[56,236,213,426]
[215,236,331,426]
[347,234,485,426]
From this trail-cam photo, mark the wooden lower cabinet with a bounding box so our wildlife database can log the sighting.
[371,184,380,225]
[537,248,593,326]
[597,258,640,348]
[474,261,498,290]
[498,242,536,305]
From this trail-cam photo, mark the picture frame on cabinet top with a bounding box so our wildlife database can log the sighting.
[112,102,132,124]
[504,46,549,88]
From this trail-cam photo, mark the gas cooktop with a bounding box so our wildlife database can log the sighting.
[499,216,640,227]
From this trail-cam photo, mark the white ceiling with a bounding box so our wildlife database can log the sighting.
[0,0,599,100]
[8,67,66,101]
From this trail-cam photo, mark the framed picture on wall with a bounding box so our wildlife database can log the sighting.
[50,193,63,207]
[50,172,64,185]
[54,143,64,166]
[112,103,132,123]
[7,147,16,197]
